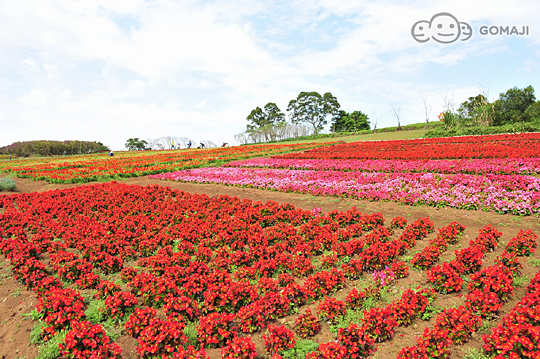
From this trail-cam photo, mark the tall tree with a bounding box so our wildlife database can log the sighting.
[493,85,536,125]
[125,138,148,151]
[331,110,370,132]
[287,91,340,135]
[246,102,285,131]
[390,102,402,130]
[420,93,432,127]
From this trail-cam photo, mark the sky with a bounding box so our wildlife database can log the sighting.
[1,0,539,150]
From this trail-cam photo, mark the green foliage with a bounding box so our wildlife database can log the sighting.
[493,85,536,125]
[528,258,540,267]
[0,140,108,157]
[330,309,365,333]
[30,320,47,345]
[0,178,17,191]
[184,321,200,348]
[462,348,490,359]
[125,138,149,151]
[425,121,540,138]
[102,318,121,341]
[331,110,370,132]
[85,299,105,324]
[35,330,67,359]
[247,102,286,130]
[420,303,443,321]
[287,91,341,135]
[22,308,43,321]
[479,319,495,333]
[282,339,320,359]
[525,100,540,120]
[513,274,530,287]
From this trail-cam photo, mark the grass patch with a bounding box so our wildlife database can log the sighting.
[330,309,364,333]
[282,339,320,359]
[421,303,443,321]
[513,274,530,287]
[528,258,540,267]
[462,348,490,359]
[184,321,199,349]
[479,319,496,334]
[85,299,105,323]
[35,330,67,359]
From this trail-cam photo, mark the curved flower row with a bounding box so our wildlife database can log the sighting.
[223,157,540,176]
[0,142,330,183]
[150,168,540,216]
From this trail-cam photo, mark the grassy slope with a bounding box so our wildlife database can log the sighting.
[268,129,428,144]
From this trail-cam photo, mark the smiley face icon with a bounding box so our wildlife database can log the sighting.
[411,20,431,43]
[430,12,461,44]
[460,22,473,41]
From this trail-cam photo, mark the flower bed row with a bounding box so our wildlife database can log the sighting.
[150,167,540,216]
[224,157,540,176]
[0,142,330,183]
[277,133,540,160]
[398,228,538,358]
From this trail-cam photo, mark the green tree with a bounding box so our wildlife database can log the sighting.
[493,85,536,125]
[125,138,149,151]
[331,110,370,132]
[246,102,285,131]
[287,91,340,135]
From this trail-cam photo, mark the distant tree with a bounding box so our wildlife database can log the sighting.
[331,110,370,132]
[125,138,149,151]
[287,91,340,135]
[247,102,285,131]
[420,93,432,127]
[390,102,402,130]
[493,85,536,125]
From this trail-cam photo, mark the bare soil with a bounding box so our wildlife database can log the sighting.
[0,176,539,358]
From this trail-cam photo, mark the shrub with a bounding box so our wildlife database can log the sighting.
[197,312,236,348]
[336,324,375,358]
[505,229,538,256]
[434,306,482,345]
[294,308,321,338]
[59,320,122,358]
[221,336,257,359]
[263,324,296,354]
[137,319,187,357]
[427,262,463,294]
[317,297,346,325]
[0,178,17,191]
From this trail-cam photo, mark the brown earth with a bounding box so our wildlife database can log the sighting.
[1,176,539,358]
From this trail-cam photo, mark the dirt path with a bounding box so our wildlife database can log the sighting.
[1,176,539,358]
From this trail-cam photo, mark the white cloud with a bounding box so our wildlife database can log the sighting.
[0,0,539,150]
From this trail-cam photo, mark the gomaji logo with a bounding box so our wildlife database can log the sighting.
[411,12,530,44]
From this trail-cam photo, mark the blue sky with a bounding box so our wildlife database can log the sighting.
[1,0,539,150]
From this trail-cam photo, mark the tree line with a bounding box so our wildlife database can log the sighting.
[0,140,108,157]
[440,85,540,129]
[236,91,370,144]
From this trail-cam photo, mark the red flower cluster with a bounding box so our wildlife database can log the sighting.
[294,308,321,338]
[262,324,296,354]
[505,229,538,256]
[317,297,347,325]
[483,271,540,357]
[277,133,540,160]
[59,321,122,359]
